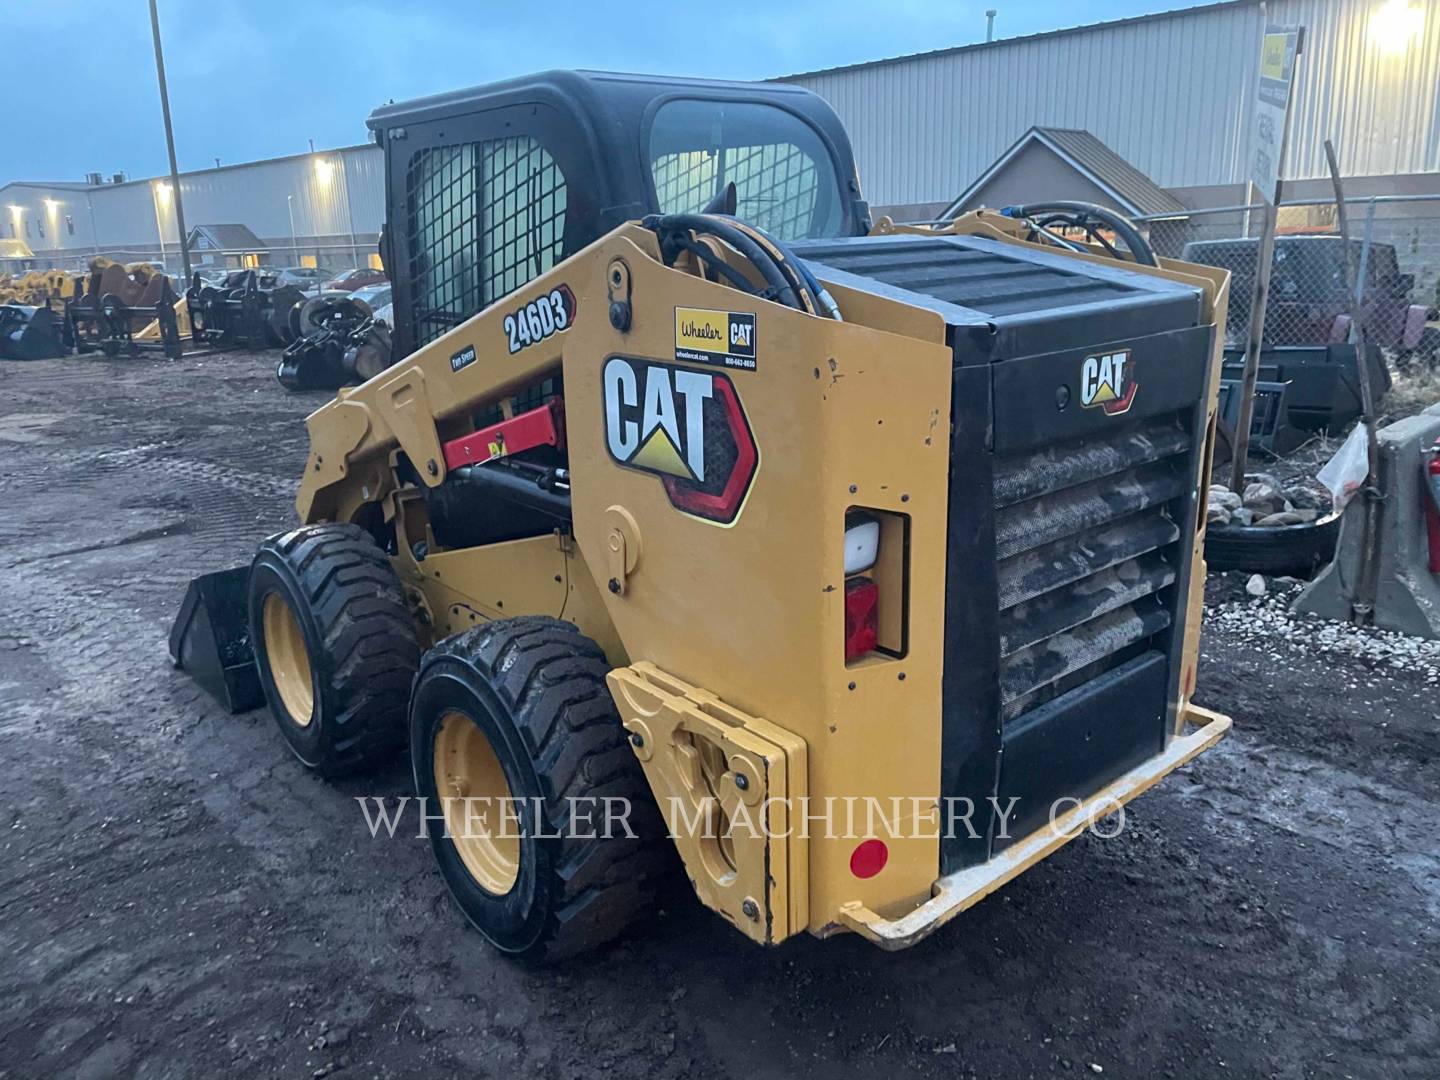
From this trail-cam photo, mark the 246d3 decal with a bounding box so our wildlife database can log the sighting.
[602,357,758,525]
[503,285,577,355]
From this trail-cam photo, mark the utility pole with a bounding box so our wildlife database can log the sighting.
[148,0,192,285]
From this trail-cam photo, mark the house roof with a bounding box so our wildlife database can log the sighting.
[188,224,267,251]
[942,126,1189,220]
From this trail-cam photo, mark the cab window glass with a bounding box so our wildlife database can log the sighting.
[649,99,843,240]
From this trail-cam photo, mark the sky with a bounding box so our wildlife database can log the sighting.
[7,0,1199,183]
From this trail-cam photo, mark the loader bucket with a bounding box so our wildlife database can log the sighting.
[0,304,66,360]
[169,567,264,713]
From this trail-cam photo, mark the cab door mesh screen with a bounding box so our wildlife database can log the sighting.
[405,137,567,348]
[651,143,820,241]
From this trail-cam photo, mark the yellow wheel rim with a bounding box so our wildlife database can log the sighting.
[433,711,520,895]
[262,592,314,726]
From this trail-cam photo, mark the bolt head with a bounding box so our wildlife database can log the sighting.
[741,899,759,920]
[608,577,622,594]
[628,731,644,748]
[734,773,749,791]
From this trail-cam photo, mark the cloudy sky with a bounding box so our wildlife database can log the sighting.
[9,0,1191,182]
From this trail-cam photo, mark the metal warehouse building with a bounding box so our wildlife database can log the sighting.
[2,145,385,273]
[3,0,1438,284]
[786,0,1440,219]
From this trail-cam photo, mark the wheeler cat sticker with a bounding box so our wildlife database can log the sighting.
[602,357,758,525]
[1080,348,1137,416]
[674,307,757,371]
[503,285,577,355]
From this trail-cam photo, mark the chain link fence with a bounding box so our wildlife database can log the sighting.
[1142,195,1440,364]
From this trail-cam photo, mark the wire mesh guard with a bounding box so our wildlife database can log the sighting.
[405,137,567,348]
[651,142,822,241]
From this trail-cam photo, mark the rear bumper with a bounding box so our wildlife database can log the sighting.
[831,704,1231,951]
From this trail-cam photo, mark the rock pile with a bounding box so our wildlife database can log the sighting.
[1207,473,1332,528]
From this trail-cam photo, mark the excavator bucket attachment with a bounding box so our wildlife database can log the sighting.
[168,567,263,713]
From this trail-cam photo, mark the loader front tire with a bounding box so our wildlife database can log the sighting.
[248,522,421,777]
[410,617,664,962]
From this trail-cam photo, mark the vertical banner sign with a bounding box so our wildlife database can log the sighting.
[1249,25,1300,203]
[1231,21,1304,492]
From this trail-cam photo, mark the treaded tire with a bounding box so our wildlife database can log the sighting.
[1203,512,1342,577]
[248,522,421,777]
[410,616,666,963]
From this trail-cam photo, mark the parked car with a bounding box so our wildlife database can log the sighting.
[347,282,392,312]
[1182,235,1435,360]
[273,267,335,294]
[321,267,387,293]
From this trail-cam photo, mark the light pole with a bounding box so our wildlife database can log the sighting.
[148,0,192,283]
[287,194,299,267]
[152,183,169,268]
[85,191,99,263]
[337,155,360,268]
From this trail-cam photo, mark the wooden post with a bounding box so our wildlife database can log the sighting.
[1324,139,1382,625]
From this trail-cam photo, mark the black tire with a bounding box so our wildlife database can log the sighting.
[1203,512,1342,577]
[248,522,421,777]
[410,617,665,962]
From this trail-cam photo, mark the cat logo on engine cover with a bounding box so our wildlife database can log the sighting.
[602,357,758,525]
[1080,348,1137,416]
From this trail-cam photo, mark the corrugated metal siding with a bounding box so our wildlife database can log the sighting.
[2,145,386,260]
[789,0,1440,207]
[152,146,385,243]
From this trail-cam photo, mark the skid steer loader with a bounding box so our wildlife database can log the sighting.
[173,70,1232,960]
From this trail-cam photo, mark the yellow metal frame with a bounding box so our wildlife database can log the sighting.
[833,706,1231,949]
[290,212,1233,950]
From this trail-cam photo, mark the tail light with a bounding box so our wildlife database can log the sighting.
[844,512,880,575]
[844,577,880,661]
[843,512,881,661]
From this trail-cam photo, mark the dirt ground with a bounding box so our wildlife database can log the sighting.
[1,350,1437,1080]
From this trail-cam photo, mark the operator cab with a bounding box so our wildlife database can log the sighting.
[367,69,870,358]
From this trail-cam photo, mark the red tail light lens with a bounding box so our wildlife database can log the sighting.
[844,577,879,661]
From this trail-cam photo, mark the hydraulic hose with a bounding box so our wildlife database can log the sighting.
[644,213,801,310]
[1002,201,1158,268]
[725,218,843,321]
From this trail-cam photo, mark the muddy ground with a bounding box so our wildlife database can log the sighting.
[1,350,1436,1079]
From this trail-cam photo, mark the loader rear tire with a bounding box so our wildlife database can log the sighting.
[248,522,421,777]
[410,617,665,962]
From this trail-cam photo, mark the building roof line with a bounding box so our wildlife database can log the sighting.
[1,142,376,198]
[776,0,1258,81]
[941,126,1189,219]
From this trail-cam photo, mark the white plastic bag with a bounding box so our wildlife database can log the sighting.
[1317,423,1369,511]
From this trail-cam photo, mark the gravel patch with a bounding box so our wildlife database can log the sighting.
[1206,574,1440,681]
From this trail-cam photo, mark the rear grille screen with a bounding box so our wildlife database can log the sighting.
[993,412,1190,721]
